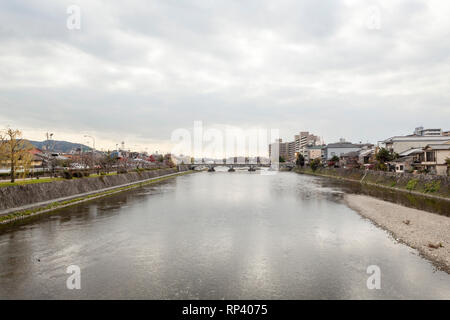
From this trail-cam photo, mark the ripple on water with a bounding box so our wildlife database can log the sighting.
[0,171,449,299]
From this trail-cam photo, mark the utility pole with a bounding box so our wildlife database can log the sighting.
[84,135,96,172]
[45,132,54,176]
[45,132,54,152]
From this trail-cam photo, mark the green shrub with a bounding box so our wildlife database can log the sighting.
[331,155,340,163]
[424,180,440,193]
[118,168,128,174]
[406,179,418,191]
[296,154,305,167]
[310,158,321,172]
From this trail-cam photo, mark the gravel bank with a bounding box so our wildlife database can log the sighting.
[344,194,450,273]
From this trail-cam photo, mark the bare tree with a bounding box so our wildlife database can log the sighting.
[99,152,117,173]
[0,128,33,183]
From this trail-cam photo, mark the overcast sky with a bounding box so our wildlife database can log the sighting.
[0,0,449,153]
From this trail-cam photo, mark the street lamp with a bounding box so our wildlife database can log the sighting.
[45,132,54,152]
[84,135,95,151]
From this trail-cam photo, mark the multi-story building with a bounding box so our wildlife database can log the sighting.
[413,127,443,136]
[421,143,450,175]
[269,139,298,162]
[287,141,296,162]
[293,131,322,163]
[381,127,449,154]
[323,140,366,160]
[303,146,323,164]
[382,136,449,154]
[294,131,320,153]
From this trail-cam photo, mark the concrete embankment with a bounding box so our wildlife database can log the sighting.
[345,194,450,273]
[295,167,450,199]
[0,167,192,223]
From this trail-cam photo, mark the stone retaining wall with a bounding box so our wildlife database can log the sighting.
[0,168,181,211]
[295,167,450,198]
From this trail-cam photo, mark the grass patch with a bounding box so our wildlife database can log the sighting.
[88,172,117,178]
[424,180,440,193]
[0,169,169,187]
[0,177,64,188]
[406,179,418,191]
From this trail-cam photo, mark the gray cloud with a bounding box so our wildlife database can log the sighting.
[0,0,449,151]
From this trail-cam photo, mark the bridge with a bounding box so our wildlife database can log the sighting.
[187,158,294,172]
[192,163,270,172]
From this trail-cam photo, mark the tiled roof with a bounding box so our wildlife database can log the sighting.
[341,151,360,157]
[424,144,450,150]
[326,143,361,148]
[392,155,415,163]
[399,148,423,156]
[383,136,450,142]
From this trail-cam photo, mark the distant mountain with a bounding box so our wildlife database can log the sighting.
[28,140,92,153]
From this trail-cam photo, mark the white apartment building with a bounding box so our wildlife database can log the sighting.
[294,132,320,153]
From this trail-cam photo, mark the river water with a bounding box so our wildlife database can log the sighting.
[0,170,449,299]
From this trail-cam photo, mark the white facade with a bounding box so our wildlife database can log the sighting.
[324,143,362,160]
[414,127,442,136]
[383,136,450,154]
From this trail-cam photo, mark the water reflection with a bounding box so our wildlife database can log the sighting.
[0,172,449,299]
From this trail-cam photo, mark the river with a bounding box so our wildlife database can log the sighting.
[0,170,449,299]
